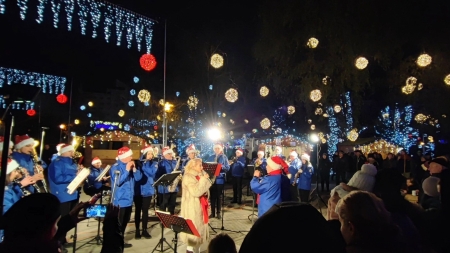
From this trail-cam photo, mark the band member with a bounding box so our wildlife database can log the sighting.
[11,135,44,192]
[251,156,289,217]
[134,145,157,239]
[180,158,212,253]
[231,148,246,204]
[1,159,35,242]
[182,144,197,173]
[86,157,110,195]
[51,143,65,162]
[274,146,286,160]
[297,154,315,203]
[110,146,142,248]
[252,150,267,175]
[288,150,302,201]
[206,143,230,219]
[47,144,79,246]
[155,147,178,215]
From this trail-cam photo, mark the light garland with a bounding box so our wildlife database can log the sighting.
[444,74,450,85]
[260,86,269,97]
[327,107,339,157]
[310,89,322,102]
[187,95,199,110]
[0,66,66,94]
[260,118,271,129]
[356,139,402,158]
[307,37,319,48]
[2,0,155,52]
[225,88,238,103]
[210,54,224,68]
[287,105,295,115]
[355,57,368,70]
[416,54,432,67]
[138,89,150,102]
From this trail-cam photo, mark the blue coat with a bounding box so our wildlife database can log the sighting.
[205,154,230,184]
[155,159,179,194]
[51,153,59,162]
[251,173,282,217]
[297,164,314,190]
[288,158,302,185]
[231,156,246,177]
[0,183,23,242]
[87,167,103,189]
[110,160,142,207]
[11,152,34,176]
[48,156,79,203]
[135,159,157,197]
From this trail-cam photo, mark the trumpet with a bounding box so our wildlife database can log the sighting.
[255,158,263,167]
[228,157,236,165]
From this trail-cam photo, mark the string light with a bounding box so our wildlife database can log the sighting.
[89,0,103,38]
[327,107,339,157]
[416,54,432,67]
[414,113,428,123]
[138,89,150,102]
[260,118,271,129]
[225,88,238,103]
[17,0,28,20]
[344,92,353,132]
[210,54,224,68]
[0,67,66,94]
[63,0,74,30]
[36,0,46,23]
[287,106,295,115]
[0,0,5,14]
[334,105,341,113]
[118,110,125,117]
[260,86,269,97]
[50,0,61,28]
[322,76,331,85]
[307,37,319,48]
[310,89,322,102]
[444,74,450,85]
[347,128,359,142]
[187,95,199,110]
[355,57,368,70]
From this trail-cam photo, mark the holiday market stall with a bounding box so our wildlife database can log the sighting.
[260,135,314,158]
[339,138,402,159]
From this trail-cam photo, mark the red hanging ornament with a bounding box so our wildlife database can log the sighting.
[26,109,36,116]
[56,94,68,104]
[140,54,157,71]
[154,125,158,130]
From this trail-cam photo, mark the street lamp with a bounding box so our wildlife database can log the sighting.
[59,124,66,143]
[309,133,327,208]
[162,102,173,147]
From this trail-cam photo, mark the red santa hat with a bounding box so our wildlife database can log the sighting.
[59,144,74,154]
[186,144,196,154]
[56,143,65,152]
[0,136,14,151]
[117,147,133,160]
[301,154,310,161]
[275,146,282,152]
[162,146,174,156]
[6,158,20,175]
[213,143,224,151]
[141,145,154,155]
[236,148,244,155]
[91,157,102,165]
[289,150,298,157]
[14,135,35,150]
[257,150,265,156]
[266,156,288,171]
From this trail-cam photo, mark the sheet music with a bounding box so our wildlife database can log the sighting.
[67,168,90,194]
[95,165,111,181]
[202,163,221,177]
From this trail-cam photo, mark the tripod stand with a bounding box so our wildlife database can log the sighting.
[209,185,245,234]
[247,192,257,223]
[151,223,174,252]
[310,143,327,212]
[77,193,106,250]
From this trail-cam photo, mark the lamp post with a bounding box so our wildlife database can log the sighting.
[163,102,173,147]
[59,124,66,143]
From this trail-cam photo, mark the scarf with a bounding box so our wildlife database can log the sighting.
[195,175,209,224]
[256,169,283,204]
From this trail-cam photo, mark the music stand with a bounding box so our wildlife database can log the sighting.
[151,173,182,253]
[155,211,200,253]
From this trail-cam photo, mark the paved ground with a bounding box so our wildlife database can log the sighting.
[69,182,335,253]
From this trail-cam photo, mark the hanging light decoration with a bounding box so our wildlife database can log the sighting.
[187,96,199,110]
[307,119,312,124]
[244,119,249,124]
[315,108,323,115]
[139,54,157,72]
[287,106,295,115]
[88,101,94,107]
[444,74,450,85]
[418,83,423,90]
[225,88,238,102]
[260,86,269,97]
[414,113,428,123]
[310,89,322,102]
[307,37,319,48]
[74,119,80,125]
[347,128,359,142]
[260,118,271,129]
[118,110,125,117]
[56,94,68,104]
[138,89,151,103]
[416,54,432,67]
[355,57,369,70]
[210,54,224,68]
[402,76,417,94]
[334,105,342,113]
[26,109,36,116]
[310,124,316,130]
[322,113,329,117]
[322,76,331,85]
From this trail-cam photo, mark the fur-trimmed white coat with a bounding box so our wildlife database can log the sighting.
[179,169,212,247]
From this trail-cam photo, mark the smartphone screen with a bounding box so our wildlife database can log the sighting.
[85,204,107,218]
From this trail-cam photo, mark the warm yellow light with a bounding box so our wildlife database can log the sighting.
[118,110,125,117]
[355,57,369,70]
[310,124,316,130]
[100,128,104,131]
[414,113,428,123]
[260,118,271,129]
[88,101,94,107]
[334,105,342,113]
[310,89,322,102]
[287,106,295,115]
[225,88,238,103]
[59,124,66,130]
[260,86,269,97]
[347,129,359,142]
[307,37,319,48]
[315,108,323,115]
[416,54,432,67]
[322,76,331,85]
[444,74,450,85]
[210,54,224,68]
[138,89,151,103]
[74,119,80,125]
[33,140,39,147]
[187,96,199,110]
[164,102,173,112]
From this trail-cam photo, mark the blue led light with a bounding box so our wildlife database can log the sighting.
[124,124,130,131]
[63,0,74,30]
[130,89,136,95]
[0,0,5,14]
[87,113,92,117]
[128,101,134,107]
[209,85,213,90]
[144,102,149,106]
[80,105,86,110]
[176,92,180,97]
[0,67,66,94]
[327,107,339,157]
[133,76,139,83]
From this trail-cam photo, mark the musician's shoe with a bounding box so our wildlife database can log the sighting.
[216,213,221,219]
[124,243,133,248]
[209,214,215,218]
[135,231,141,239]
[142,230,152,239]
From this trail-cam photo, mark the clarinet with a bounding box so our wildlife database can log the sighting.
[13,169,33,196]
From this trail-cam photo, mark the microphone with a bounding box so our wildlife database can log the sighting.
[115,170,120,175]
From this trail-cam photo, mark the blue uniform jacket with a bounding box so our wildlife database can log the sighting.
[251,173,282,217]
[155,159,179,194]
[206,154,230,184]
[288,158,302,185]
[51,153,59,162]
[1,183,23,242]
[231,156,246,177]
[135,157,157,197]
[48,156,79,203]
[297,164,314,190]
[110,160,142,207]
[87,167,103,189]
[11,152,34,176]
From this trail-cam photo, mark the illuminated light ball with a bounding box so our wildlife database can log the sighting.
[406,76,417,86]
[159,99,165,106]
[209,85,213,90]
[74,119,80,125]
[118,110,125,117]
[133,76,139,83]
[187,96,199,110]
[444,74,450,85]
[225,88,238,103]
[138,89,151,103]
[307,119,312,124]
[230,131,234,135]
[347,128,359,142]
[355,57,369,70]
[139,53,157,71]
[322,76,331,85]
[414,113,428,123]
[315,108,323,115]
[244,119,249,124]
[416,54,432,67]
[252,129,258,133]
[130,89,136,96]
[287,106,295,115]
[88,101,94,107]
[80,105,86,110]
[307,37,319,48]
[260,86,269,97]
[443,114,447,118]
[128,101,134,107]
[210,53,224,68]
[334,105,342,113]
[154,126,158,130]
[222,113,226,117]
[310,124,315,130]
[260,118,271,129]
[100,128,104,132]
[87,113,92,118]
[309,89,322,102]
[401,85,415,95]
[26,109,36,116]
[176,91,180,97]
[322,113,329,117]
[418,83,423,90]
[321,138,327,144]
[56,94,68,104]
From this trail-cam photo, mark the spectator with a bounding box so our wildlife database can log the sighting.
[208,233,237,253]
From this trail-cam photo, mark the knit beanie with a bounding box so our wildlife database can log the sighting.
[347,164,377,192]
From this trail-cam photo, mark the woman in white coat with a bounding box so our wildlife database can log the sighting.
[180,158,213,253]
